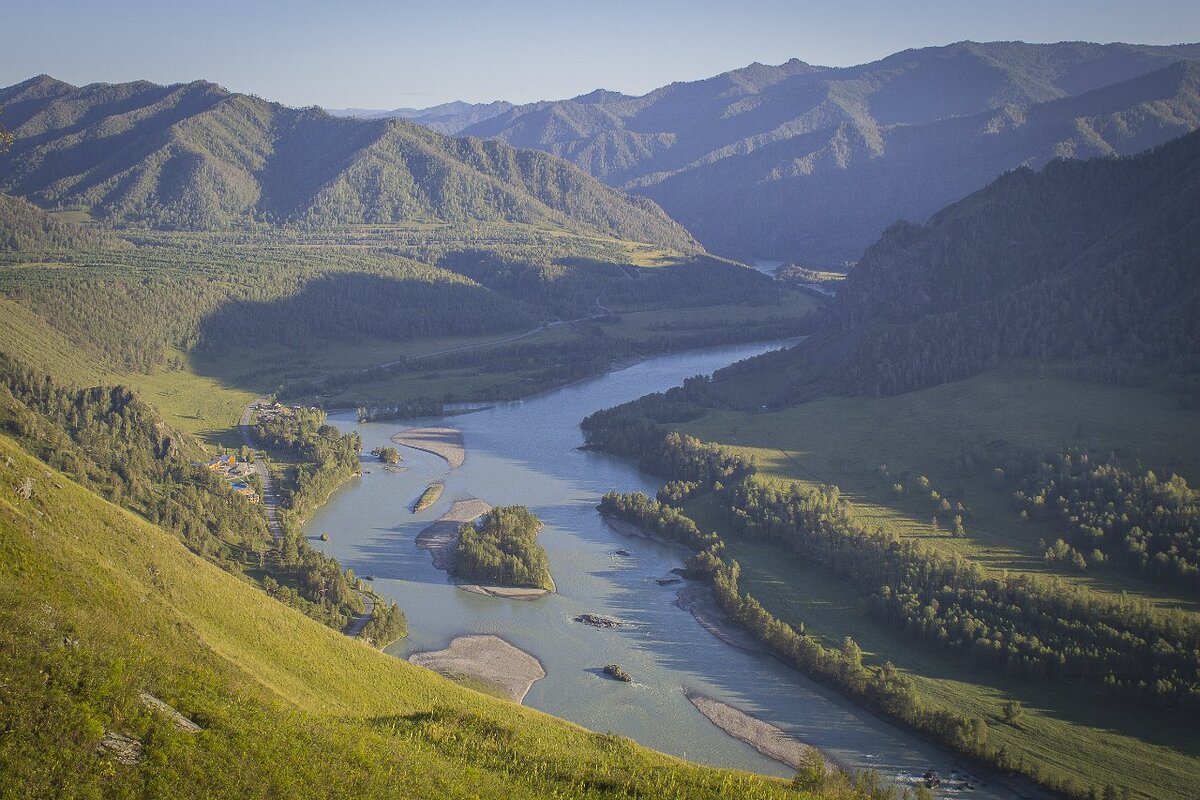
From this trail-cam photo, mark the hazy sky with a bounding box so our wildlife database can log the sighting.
[3,0,1199,109]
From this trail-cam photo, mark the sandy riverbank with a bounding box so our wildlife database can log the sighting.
[675,586,766,653]
[415,498,492,569]
[600,514,693,554]
[409,634,546,703]
[392,426,465,468]
[459,583,552,600]
[685,689,834,773]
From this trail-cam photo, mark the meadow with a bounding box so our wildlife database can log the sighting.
[672,367,1200,798]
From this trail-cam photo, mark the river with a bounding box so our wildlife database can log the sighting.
[306,341,1025,798]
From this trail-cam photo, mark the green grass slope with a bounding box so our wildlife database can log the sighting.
[0,433,802,799]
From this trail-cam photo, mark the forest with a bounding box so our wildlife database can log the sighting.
[452,506,554,591]
[1003,447,1200,588]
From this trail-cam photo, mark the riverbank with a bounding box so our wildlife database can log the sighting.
[415,498,492,569]
[601,513,693,554]
[685,689,834,773]
[409,635,546,703]
[676,586,767,653]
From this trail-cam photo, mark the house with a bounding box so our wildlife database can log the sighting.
[206,455,236,470]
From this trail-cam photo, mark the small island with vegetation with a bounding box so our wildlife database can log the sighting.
[451,506,555,594]
[603,664,632,682]
[413,481,444,512]
[371,445,401,464]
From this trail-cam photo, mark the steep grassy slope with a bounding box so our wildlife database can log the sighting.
[0,433,805,799]
[0,75,695,249]
[461,41,1200,264]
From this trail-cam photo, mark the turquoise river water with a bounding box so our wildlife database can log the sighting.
[306,340,1032,799]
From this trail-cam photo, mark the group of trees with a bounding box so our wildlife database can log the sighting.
[1010,448,1200,588]
[0,354,373,632]
[253,407,362,520]
[584,406,1199,798]
[720,480,1200,709]
[452,506,553,591]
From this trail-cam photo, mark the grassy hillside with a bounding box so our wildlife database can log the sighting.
[0,75,696,249]
[0,433,809,799]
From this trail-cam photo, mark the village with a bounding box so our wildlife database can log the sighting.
[201,400,325,505]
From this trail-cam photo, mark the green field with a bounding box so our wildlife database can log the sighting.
[673,368,1200,798]
[0,433,805,799]
[682,367,1200,610]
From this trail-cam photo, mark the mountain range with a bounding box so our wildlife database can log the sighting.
[0,76,694,249]
[328,100,515,133]
[454,41,1200,265]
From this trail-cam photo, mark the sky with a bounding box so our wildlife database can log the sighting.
[3,0,1199,109]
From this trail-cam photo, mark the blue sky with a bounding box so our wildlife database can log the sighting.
[3,0,1198,109]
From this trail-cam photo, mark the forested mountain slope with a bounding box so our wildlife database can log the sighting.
[461,41,1200,264]
[0,191,117,250]
[0,75,695,249]
[708,129,1200,404]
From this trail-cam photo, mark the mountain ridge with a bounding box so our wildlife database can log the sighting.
[0,76,697,249]
[705,127,1200,404]
[455,41,1200,264]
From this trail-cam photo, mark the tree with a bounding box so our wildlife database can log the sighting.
[1001,699,1024,726]
[790,748,825,791]
[0,112,13,153]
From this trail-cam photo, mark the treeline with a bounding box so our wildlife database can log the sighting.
[598,491,721,552]
[0,354,371,634]
[1008,448,1200,589]
[452,506,553,591]
[583,410,1199,798]
[720,480,1200,710]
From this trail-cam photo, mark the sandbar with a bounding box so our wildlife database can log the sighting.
[391,426,465,468]
[415,498,492,570]
[685,689,834,773]
[410,634,545,703]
